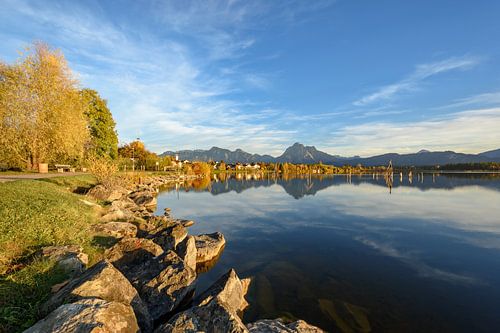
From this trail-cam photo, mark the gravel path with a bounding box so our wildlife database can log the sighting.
[0,172,88,182]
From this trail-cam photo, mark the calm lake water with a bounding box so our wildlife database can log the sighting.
[155,173,500,332]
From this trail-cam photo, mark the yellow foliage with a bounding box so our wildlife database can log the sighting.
[0,43,89,169]
[192,162,212,176]
[86,155,119,188]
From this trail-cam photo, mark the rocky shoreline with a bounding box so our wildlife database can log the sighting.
[24,175,323,333]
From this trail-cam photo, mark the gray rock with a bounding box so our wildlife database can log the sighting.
[42,260,152,332]
[133,250,196,322]
[107,189,125,202]
[154,298,248,333]
[93,222,138,239]
[155,269,251,333]
[24,298,139,333]
[105,238,164,277]
[149,223,188,251]
[194,232,226,264]
[111,197,140,211]
[247,319,324,333]
[40,245,88,277]
[176,236,197,272]
[87,185,129,202]
[100,208,138,223]
[130,190,157,209]
[287,321,324,333]
[106,239,196,322]
[176,219,195,228]
[196,269,250,314]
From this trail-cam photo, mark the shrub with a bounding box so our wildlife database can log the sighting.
[192,162,212,176]
[86,156,119,189]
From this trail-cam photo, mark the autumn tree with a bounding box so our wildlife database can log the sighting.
[118,140,171,170]
[0,43,88,169]
[192,162,212,176]
[118,140,147,161]
[81,89,118,159]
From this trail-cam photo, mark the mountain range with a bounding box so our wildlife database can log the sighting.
[161,143,500,166]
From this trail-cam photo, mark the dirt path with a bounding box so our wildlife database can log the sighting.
[0,172,88,182]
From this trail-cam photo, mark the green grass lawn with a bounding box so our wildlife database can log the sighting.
[39,174,97,193]
[0,175,104,332]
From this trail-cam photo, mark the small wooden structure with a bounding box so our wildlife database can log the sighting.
[54,164,75,173]
[38,163,48,174]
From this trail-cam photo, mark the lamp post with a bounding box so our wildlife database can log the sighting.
[132,147,135,172]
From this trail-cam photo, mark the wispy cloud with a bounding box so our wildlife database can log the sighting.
[1,1,496,156]
[440,90,500,109]
[1,0,332,154]
[354,56,481,106]
[327,107,500,156]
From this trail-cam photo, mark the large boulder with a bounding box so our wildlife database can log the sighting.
[93,222,138,239]
[87,184,129,202]
[129,190,157,210]
[132,250,197,322]
[111,197,140,211]
[194,232,226,264]
[25,298,139,333]
[40,245,88,277]
[106,239,196,322]
[247,319,324,333]
[105,237,164,275]
[196,269,250,314]
[42,260,152,332]
[149,223,188,251]
[154,298,248,333]
[100,208,138,223]
[176,235,197,272]
[155,269,251,333]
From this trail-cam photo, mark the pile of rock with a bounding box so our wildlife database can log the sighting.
[25,176,323,333]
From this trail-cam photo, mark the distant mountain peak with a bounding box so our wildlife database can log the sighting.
[160,144,500,166]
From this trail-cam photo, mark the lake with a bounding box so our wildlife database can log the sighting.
[155,173,500,332]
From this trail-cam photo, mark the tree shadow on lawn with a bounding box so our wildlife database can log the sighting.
[0,260,68,333]
[91,235,120,249]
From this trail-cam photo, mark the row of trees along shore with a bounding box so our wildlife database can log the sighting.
[0,42,196,173]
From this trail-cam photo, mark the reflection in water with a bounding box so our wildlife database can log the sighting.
[164,172,500,199]
[156,174,500,332]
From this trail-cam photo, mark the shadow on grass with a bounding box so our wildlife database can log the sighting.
[73,185,93,195]
[0,260,68,332]
[91,236,120,249]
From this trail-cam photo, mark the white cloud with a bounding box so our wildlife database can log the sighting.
[354,56,481,106]
[327,107,500,156]
[1,0,315,154]
[442,91,500,109]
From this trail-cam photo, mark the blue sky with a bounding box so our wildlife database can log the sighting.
[1,0,500,156]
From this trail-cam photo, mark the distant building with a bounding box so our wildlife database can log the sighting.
[244,163,261,170]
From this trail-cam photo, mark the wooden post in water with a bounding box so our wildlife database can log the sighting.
[384,160,394,193]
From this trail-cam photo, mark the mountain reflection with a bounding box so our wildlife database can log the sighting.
[165,173,500,199]
[156,172,500,332]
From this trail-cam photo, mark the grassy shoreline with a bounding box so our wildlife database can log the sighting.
[0,175,103,332]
